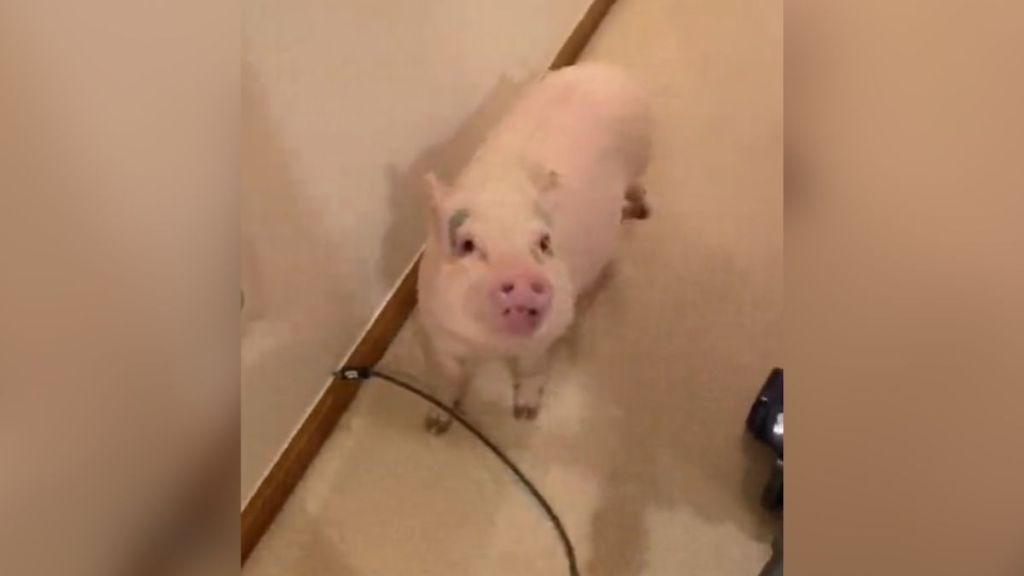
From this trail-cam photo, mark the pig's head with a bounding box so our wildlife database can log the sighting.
[422,167,573,344]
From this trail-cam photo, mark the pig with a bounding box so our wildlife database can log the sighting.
[415,62,652,433]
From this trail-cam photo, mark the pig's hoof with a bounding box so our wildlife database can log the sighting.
[623,184,651,220]
[424,411,453,434]
[513,404,540,421]
[622,205,649,220]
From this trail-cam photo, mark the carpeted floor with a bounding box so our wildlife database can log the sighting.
[244,0,782,574]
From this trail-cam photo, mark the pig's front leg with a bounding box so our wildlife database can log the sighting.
[423,347,470,435]
[513,350,550,420]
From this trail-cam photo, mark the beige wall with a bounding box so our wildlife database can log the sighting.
[1,2,238,574]
[241,0,593,500]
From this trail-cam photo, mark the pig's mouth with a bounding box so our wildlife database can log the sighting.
[498,305,546,337]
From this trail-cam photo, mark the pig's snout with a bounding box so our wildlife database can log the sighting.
[490,273,552,336]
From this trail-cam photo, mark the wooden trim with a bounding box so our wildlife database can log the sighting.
[550,0,619,69]
[241,0,619,564]
[241,260,419,563]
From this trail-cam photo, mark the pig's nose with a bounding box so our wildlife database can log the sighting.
[491,274,552,334]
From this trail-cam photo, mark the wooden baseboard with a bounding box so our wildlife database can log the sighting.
[551,0,619,69]
[241,0,619,564]
[241,259,418,563]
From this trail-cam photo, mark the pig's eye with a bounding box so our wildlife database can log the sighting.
[456,238,476,257]
[538,233,553,256]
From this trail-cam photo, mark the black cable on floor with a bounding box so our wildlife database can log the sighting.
[337,367,581,576]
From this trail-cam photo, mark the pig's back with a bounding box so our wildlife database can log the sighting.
[476,63,652,293]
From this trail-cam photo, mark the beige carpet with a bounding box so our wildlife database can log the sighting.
[244,0,782,574]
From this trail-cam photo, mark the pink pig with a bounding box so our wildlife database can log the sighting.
[415,63,652,432]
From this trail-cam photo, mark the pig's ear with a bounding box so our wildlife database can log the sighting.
[423,172,453,212]
[527,164,560,195]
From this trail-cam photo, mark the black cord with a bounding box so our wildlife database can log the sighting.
[337,367,580,576]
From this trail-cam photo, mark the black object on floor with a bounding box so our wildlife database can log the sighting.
[338,367,580,576]
[748,367,783,509]
[748,367,783,576]
[759,531,783,576]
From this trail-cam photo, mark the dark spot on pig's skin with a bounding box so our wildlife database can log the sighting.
[447,208,470,251]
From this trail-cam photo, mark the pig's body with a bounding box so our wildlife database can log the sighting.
[462,63,652,293]
[416,63,651,431]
